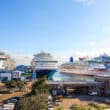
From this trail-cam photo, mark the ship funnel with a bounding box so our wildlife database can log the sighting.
[70,57,74,63]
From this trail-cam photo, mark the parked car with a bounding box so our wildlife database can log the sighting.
[88,92,98,96]
[48,96,52,101]
[10,99,18,104]
[48,101,53,105]
[3,97,22,110]
[66,95,73,98]
[3,103,15,110]
[55,100,61,106]
[0,106,3,110]
[48,104,54,110]
[105,99,110,104]
[3,99,12,104]
[11,96,21,101]
[3,106,11,110]
[3,97,20,105]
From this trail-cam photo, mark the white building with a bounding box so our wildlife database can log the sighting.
[0,70,12,81]
[0,52,7,69]
[12,71,22,79]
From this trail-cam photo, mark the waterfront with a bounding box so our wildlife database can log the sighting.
[49,71,95,82]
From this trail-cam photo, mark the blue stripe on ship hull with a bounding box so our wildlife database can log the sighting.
[35,69,56,78]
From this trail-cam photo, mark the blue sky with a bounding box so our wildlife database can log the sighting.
[0,0,110,64]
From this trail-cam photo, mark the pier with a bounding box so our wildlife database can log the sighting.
[47,81,101,87]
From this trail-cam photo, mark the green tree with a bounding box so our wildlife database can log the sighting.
[16,80,25,91]
[10,80,17,88]
[31,76,51,95]
[21,94,48,110]
[57,106,64,110]
[2,77,8,84]
[5,81,12,90]
[4,80,17,92]
[20,77,51,110]
[4,79,25,92]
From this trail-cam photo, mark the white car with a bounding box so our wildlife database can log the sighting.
[105,99,110,104]
[88,92,98,96]
[48,105,54,110]
[3,103,15,110]
[48,101,53,105]
[0,106,3,110]
[55,100,61,106]
[48,96,52,101]
[3,107,11,110]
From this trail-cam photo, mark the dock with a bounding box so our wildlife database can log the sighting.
[47,81,101,87]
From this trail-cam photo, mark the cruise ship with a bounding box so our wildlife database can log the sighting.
[60,62,94,75]
[32,52,58,78]
[60,56,108,76]
[92,53,110,69]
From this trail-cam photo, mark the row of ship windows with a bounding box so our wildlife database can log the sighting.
[38,65,56,67]
[39,65,55,67]
[38,64,56,66]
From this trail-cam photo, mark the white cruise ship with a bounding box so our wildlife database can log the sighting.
[60,62,93,75]
[32,52,58,78]
[60,56,108,76]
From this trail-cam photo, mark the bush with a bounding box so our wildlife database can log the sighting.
[57,106,64,110]
[4,79,25,92]
[70,105,104,110]
[21,93,48,110]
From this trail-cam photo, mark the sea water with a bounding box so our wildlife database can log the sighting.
[49,70,95,82]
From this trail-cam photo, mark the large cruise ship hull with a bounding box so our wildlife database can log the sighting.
[35,69,57,78]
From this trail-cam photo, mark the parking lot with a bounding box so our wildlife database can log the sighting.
[0,92,26,103]
[0,92,26,110]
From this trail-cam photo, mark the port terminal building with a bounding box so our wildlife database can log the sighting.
[48,73,110,96]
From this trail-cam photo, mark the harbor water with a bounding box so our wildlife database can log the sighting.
[48,71,95,82]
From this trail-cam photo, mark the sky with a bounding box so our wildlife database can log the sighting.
[0,0,110,64]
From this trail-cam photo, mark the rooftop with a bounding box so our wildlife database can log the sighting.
[0,55,6,59]
[95,73,110,78]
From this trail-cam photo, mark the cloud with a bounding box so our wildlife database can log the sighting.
[89,41,96,47]
[0,49,33,65]
[12,54,33,65]
[103,26,110,33]
[73,0,96,6]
